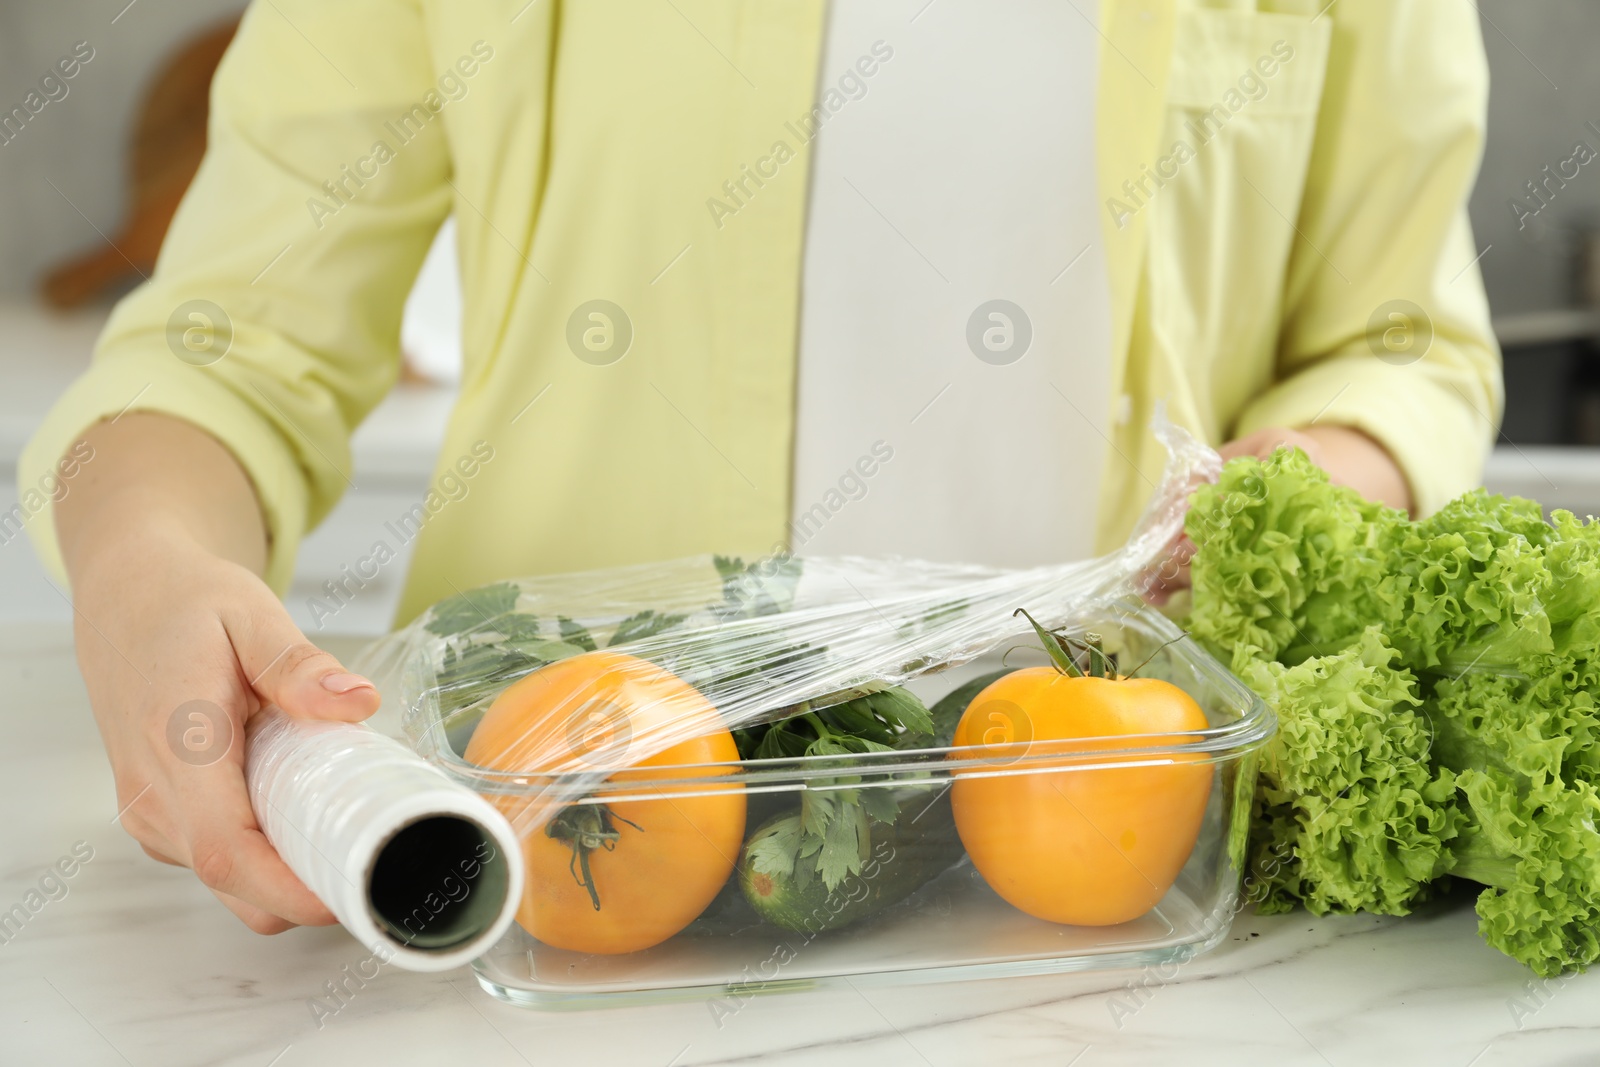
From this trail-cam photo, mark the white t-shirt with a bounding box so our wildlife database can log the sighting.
[790,0,1112,567]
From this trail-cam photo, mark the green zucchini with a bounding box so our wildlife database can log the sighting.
[735,669,1014,934]
[738,786,964,935]
[926,667,1016,747]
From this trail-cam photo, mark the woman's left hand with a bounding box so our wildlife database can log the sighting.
[1145,424,1412,604]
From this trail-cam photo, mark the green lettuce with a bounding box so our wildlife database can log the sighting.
[1428,670,1600,975]
[1235,628,1459,916]
[1186,447,1402,667]
[1189,447,1600,975]
[1451,770,1600,977]
[1546,510,1600,664]
[1385,492,1556,674]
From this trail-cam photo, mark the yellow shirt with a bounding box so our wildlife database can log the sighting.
[20,0,1502,626]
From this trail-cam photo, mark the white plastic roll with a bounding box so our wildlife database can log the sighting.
[244,708,524,972]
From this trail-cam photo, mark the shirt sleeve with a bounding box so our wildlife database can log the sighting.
[18,0,452,592]
[1232,0,1503,517]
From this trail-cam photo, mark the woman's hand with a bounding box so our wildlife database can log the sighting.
[1222,425,1412,514]
[57,414,379,933]
[1146,424,1412,603]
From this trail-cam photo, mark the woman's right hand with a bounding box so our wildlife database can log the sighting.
[55,413,379,933]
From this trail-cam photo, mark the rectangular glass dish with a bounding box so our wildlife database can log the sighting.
[404,603,1274,1009]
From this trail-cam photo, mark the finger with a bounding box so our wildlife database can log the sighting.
[1144,537,1195,605]
[212,889,301,935]
[1165,539,1196,590]
[140,843,183,866]
[186,825,339,927]
[1217,430,1274,461]
[226,605,378,724]
[1170,534,1196,573]
[1220,427,1315,463]
[169,756,339,926]
[114,780,184,861]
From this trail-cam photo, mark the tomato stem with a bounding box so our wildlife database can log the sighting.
[1081,634,1113,678]
[1013,609,1115,678]
[1122,632,1193,679]
[1015,608,1082,676]
[547,803,643,910]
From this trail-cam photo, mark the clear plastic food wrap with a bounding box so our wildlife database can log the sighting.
[371,419,1222,794]
[347,419,1275,1002]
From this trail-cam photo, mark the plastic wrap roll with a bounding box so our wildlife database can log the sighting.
[244,708,524,972]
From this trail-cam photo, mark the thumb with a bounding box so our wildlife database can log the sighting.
[227,601,379,724]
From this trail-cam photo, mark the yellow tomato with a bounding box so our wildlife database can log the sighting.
[465,650,744,954]
[950,667,1212,926]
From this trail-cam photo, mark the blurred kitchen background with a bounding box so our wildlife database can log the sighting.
[2,0,1597,631]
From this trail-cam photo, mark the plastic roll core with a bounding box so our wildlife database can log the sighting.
[367,814,512,951]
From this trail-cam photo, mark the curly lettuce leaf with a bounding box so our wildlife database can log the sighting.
[1545,510,1600,662]
[1237,628,1460,916]
[1186,448,1402,668]
[1451,770,1600,977]
[1384,491,1556,673]
[1425,669,1600,974]
[1429,670,1600,786]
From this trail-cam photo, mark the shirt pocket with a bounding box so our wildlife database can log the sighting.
[1139,6,1331,439]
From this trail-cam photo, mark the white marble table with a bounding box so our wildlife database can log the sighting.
[3,621,1597,1067]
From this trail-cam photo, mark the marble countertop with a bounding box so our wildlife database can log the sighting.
[4,621,1599,1067]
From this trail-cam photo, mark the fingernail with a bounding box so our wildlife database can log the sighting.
[320,672,374,695]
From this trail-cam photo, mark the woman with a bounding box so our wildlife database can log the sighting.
[21,0,1499,933]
